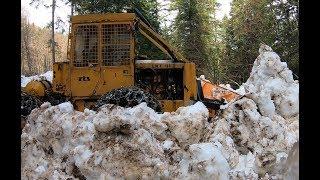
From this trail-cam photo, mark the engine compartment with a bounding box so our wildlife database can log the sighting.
[135,68,184,100]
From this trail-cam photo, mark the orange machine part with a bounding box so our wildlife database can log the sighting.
[201,80,240,102]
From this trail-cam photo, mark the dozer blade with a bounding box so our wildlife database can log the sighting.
[201,80,240,103]
[197,79,241,110]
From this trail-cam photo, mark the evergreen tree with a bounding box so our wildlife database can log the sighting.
[224,0,299,86]
[271,0,299,77]
[170,0,219,81]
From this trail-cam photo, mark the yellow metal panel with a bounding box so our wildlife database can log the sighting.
[183,62,197,103]
[160,100,184,112]
[71,13,136,24]
[70,67,100,97]
[24,81,46,97]
[53,62,70,95]
[98,66,134,94]
[69,66,134,97]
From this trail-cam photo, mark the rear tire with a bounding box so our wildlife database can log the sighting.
[21,91,42,117]
[21,91,67,130]
[95,87,162,112]
[21,91,43,130]
[43,91,67,106]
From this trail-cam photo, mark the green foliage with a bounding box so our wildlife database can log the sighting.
[170,0,220,81]
[271,0,299,77]
[223,0,299,86]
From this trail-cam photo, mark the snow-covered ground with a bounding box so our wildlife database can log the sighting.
[21,45,298,179]
[21,71,53,87]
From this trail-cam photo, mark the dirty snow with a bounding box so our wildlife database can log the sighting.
[21,44,298,179]
[21,71,53,87]
[58,102,74,113]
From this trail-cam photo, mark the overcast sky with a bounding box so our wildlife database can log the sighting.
[21,0,232,32]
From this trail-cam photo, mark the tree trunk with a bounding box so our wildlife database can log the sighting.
[23,23,33,75]
[71,0,74,16]
[52,0,56,63]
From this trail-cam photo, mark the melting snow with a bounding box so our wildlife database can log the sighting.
[58,102,74,113]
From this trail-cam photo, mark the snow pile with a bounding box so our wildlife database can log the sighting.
[243,45,299,120]
[21,102,213,179]
[21,71,53,87]
[162,102,208,147]
[205,44,299,179]
[21,44,298,179]
[219,84,246,97]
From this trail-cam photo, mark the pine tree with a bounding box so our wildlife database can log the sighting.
[271,0,299,77]
[223,0,299,86]
[170,0,219,81]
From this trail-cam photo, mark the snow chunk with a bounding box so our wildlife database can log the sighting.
[235,86,246,95]
[162,102,208,147]
[58,102,74,113]
[187,143,230,180]
[162,140,174,151]
[229,152,258,179]
[177,101,208,116]
[41,71,53,82]
[40,102,51,109]
[35,165,46,175]
[74,145,93,166]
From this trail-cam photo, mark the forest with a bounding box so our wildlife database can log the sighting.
[21,0,298,87]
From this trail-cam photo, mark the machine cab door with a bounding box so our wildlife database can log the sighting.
[70,23,101,97]
[99,22,135,92]
[70,22,135,98]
